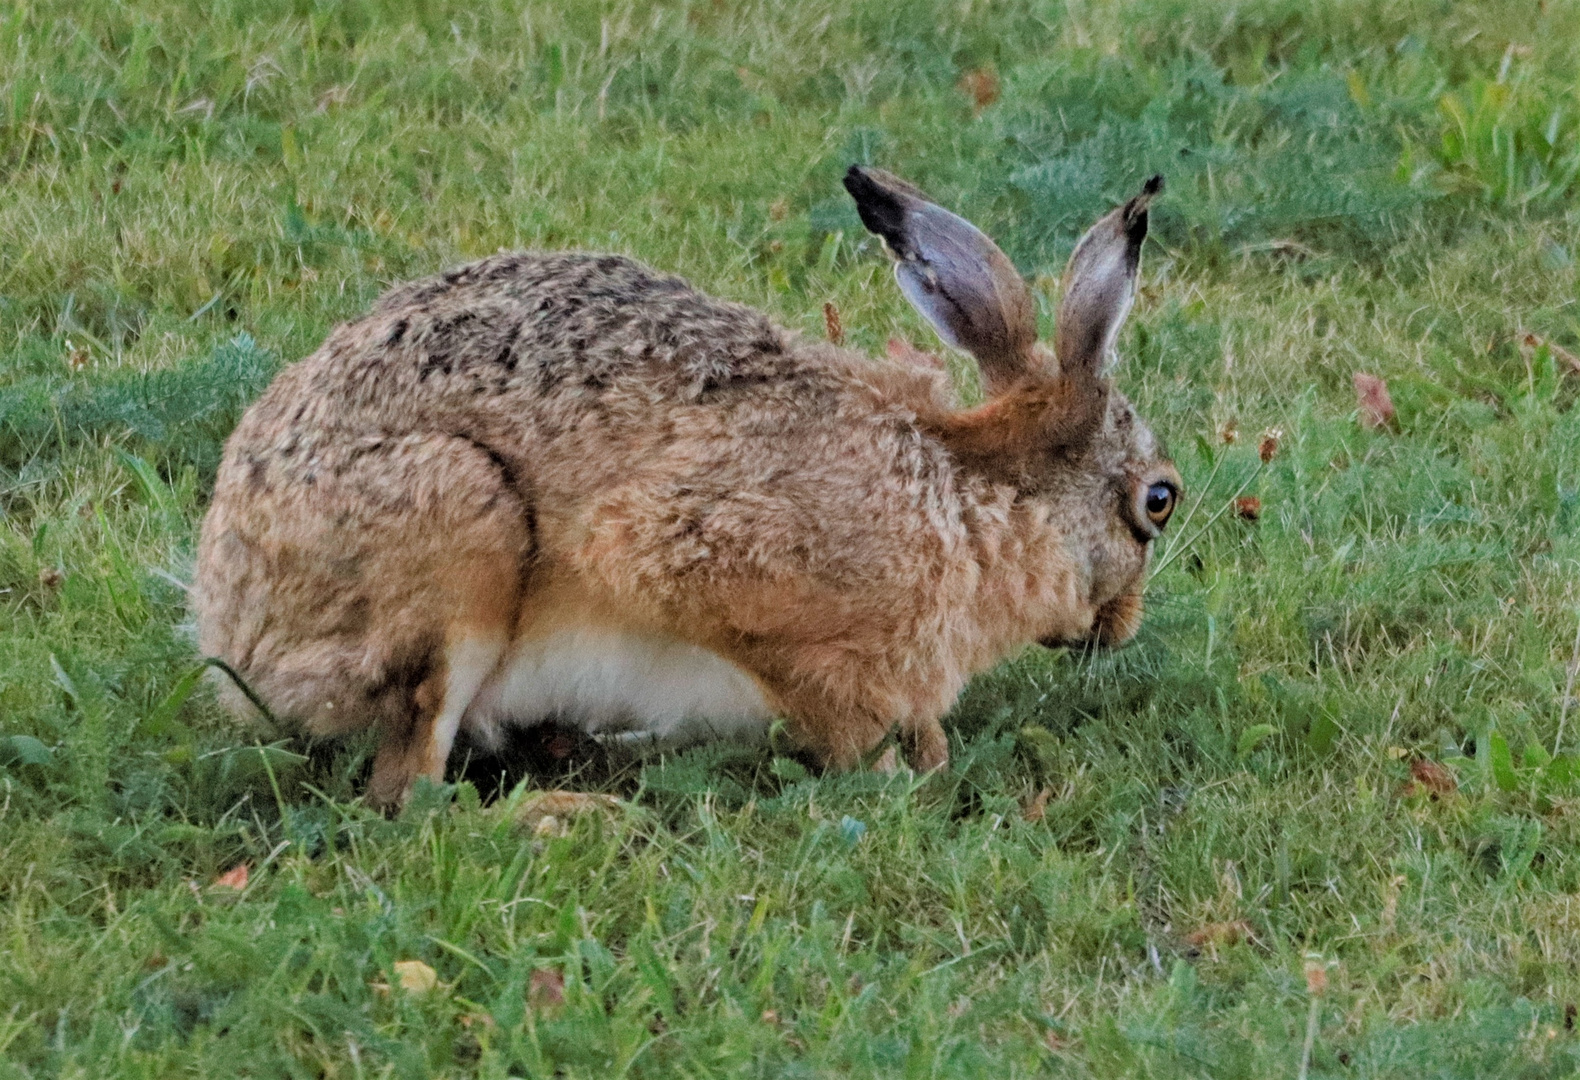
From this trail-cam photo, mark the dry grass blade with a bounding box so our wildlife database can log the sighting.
[1556,607,1580,755]
[1184,920,1255,948]
[1523,332,1580,375]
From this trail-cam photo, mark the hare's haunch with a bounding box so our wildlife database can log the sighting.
[194,169,1179,809]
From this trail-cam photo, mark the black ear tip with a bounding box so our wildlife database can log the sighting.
[843,165,911,245]
[843,164,889,206]
[1121,175,1163,236]
[842,164,871,196]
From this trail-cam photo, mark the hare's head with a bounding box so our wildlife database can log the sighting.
[845,166,1179,648]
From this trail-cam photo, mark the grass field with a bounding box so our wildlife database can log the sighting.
[5,0,1580,1075]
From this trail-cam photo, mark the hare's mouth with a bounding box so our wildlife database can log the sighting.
[1039,590,1145,651]
[1091,590,1145,646]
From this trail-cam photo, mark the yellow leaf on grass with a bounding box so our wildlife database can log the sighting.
[394,960,438,995]
[515,791,622,836]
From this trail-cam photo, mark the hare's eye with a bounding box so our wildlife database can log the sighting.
[1143,482,1176,527]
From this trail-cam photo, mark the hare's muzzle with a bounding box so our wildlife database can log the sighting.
[1040,589,1145,651]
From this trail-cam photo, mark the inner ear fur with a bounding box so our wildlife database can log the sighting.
[1054,174,1161,380]
[918,176,1162,479]
[843,165,1039,396]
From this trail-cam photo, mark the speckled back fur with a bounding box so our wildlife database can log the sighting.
[372,252,786,399]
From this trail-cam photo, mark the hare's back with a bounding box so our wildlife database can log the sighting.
[363,251,793,403]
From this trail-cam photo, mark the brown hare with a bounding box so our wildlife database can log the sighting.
[193,167,1179,810]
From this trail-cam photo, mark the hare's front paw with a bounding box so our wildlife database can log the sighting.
[903,718,949,775]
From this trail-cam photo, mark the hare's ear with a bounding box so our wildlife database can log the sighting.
[844,165,1038,396]
[1054,175,1162,380]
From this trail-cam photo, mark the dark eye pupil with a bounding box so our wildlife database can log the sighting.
[1146,485,1172,514]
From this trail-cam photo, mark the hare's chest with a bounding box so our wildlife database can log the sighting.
[464,627,775,746]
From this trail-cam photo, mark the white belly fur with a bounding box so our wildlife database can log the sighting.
[461,625,776,749]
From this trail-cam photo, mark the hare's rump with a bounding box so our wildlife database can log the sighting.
[194,431,529,806]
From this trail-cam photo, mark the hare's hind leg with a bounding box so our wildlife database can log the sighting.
[366,635,506,810]
[362,510,519,810]
[344,439,528,811]
[198,432,530,812]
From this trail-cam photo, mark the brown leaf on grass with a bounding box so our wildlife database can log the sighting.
[528,968,565,1012]
[1304,960,1329,996]
[760,1009,781,1026]
[1022,787,1053,823]
[886,337,945,371]
[1217,418,1240,444]
[37,566,63,590]
[1234,495,1262,521]
[65,340,90,372]
[823,301,844,346]
[1258,428,1282,464]
[211,863,249,890]
[1353,372,1395,430]
[1408,757,1458,797]
[957,67,1000,112]
[1183,920,1254,948]
[1522,332,1580,375]
[515,790,622,836]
